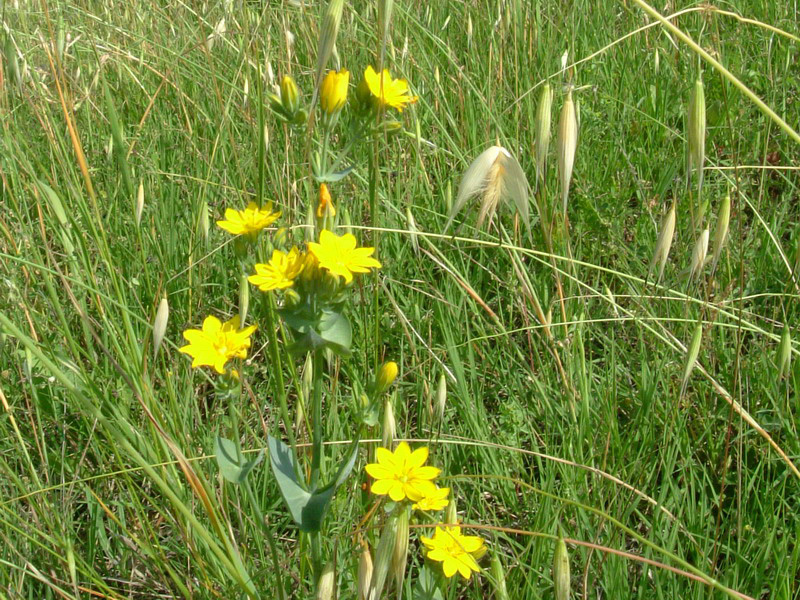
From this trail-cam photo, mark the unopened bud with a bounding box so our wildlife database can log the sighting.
[316,562,335,600]
[280,75,300,115]
[376,361,398,394]
[554,537,570,600]
[382,397,396,449]
[316,183,336,218]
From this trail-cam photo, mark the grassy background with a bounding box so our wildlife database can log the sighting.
[1,0,799,598]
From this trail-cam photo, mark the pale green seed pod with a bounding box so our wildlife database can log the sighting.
[710,193,731,274]
[358,543,373,600]
[238,272,250,325]
[557,89,578,215]
[553,537,570,600]
[534,82,553,183]
[152,297,169,361]
[779,325,792,379]
[406,207,419,255]
[688,77,706,195]
[681,323,704,396]
[316,562,335,600]
[391,509,410,598]
[382,397,396,449]
[490,552,509,600]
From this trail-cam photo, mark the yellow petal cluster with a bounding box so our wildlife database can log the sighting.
[249,247,305,291]
[365,442,439,502]
[363,66,418,112]
[179,315,257,374]
[308,229,381,283]
[320,69,350,115]
[412,486,450,512]
[421,526,485,580]
[216,202,281,236]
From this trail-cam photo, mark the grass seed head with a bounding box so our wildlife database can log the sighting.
[681,323,704,396]
[315,0,344,94]
[152,297,169,361]
[446,145,530,233]
[711,193,731,273]
[489,552,509,600]
[434,373,447,424]
[391,508,410,596]
[358,543,373,600]
[779,325,792,379]
[406,207,419,255]
[554,537,570,600]
[689,227,709,283]
[368,515,398,600]
[316,562,335,600]
[688,77,706,194]
[649,203,676,283]
[535,82,553,183]
[238,272,250,324]
[557,89,578,215]
[135,181,144,226]
[382,397,396,449]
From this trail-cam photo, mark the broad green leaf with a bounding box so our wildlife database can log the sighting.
[214,436,264,484]
[318,310,352,355]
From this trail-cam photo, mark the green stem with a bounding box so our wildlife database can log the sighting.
[242,480,287,600]
[310,349,323,489]
[264,294,296,449]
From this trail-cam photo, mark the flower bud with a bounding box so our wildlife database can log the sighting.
[320,68,349,115]
[355,75,373,112]
[391,509,410,593]
[316,183,336,231]
[357,543,373,600]
[553,537,570,600]
[280,75,300,116]
[316,562,335,600]
[382,397,396,449]
[376,361,398,394]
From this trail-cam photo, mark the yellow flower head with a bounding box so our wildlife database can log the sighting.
[365,442,440,502]
[308,229,381,284]
[248,247,305,292]
[412,486,450,512]
[320,69,350,115]
[363,66,418,112]
[179,315,257,374]
[421,526,486,580]
[216,202,281,237]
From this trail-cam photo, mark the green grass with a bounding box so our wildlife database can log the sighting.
[1,0,799,598]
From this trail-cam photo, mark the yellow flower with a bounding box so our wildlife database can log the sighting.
[179,315,257,374]
[363,66,418,111]
[308,229,381,284]
[216,202,281,236]
[249,247,305,291]
[320,69,350,115]
[365,442,440,502]
[412,486,450,512]
[421,526,485,580]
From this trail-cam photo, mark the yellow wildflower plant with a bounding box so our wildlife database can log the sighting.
[412,486,450,512]
[420,525,486,580]
[308,229,381,284]
[249,247,305,291]
[365,442,440,502]
[363,66,418,112]
[216,201,281,237]
[320,69,350,115]
[179,315,257,374]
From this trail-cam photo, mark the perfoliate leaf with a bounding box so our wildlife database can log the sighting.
[214,436,264,484]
